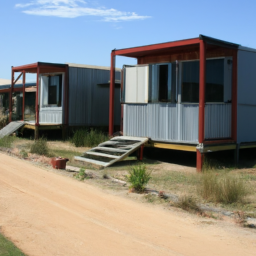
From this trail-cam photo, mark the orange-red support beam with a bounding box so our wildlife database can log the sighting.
[197,40,206,171]
[109,51,116,135]
[137,145,145,161]
[22,72,26,121]
[199,40,206,144]
[9,68,14,122]
[196,150,204,172]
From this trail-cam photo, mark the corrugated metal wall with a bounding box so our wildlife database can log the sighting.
[124,103,232,143]
[39,107,62,124]
[204,104,231,139]
[123,103,199,144]
[68,67,121,126]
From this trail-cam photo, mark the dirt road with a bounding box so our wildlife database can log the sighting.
[0,153,255,256]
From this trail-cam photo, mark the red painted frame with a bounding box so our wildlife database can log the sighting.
[5,62,68,125]
[109,38,201,135]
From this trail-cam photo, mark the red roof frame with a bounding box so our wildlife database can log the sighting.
[112,38,201,58]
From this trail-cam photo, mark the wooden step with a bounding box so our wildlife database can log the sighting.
[95,147,128,153]
[85,151,119,159]
[74,156,109,167]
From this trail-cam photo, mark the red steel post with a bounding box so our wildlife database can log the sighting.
[196,149,204,171]
[22,71,26,121]
[109,51,116,135]
[36,66,40,126]
[199,40,206,144]
[231,51,238,141]
[9,68,14,122]
[197,40,206,172]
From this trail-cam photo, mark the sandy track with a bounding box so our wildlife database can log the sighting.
[0,153,255,256]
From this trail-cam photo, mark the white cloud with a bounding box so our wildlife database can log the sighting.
[15,0,150,21]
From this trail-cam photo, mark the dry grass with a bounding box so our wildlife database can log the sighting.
[199,172,250,204]
[174,195,203,214]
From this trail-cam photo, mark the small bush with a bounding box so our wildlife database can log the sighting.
[175,195,203,214]
[199,172,249,204]
[20,149,28,158]
[126,165,151,192]
[30,138,49,156]
[75,168,94,180]
[72,129,109,147]
[0,136,15,148]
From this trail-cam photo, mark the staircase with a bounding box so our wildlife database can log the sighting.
[74,136,148,168]
[0,121,25,139]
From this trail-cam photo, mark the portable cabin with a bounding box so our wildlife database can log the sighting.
[108,35,256,171]
[1,62,121,138]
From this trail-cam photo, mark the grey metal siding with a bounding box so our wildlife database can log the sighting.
[68,67,121,126]
[123,103,199,144]
[204,104,231,139]
[237,50,256,143]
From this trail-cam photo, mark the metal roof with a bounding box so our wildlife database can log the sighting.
[199,34,240,49]
[67,63,122,71]
[112,35,241,58]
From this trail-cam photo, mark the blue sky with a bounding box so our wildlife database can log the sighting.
[1,0,256,80]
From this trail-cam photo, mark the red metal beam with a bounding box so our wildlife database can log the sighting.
[13,88,23,92]
[196,150,204,172]
[0,89,10,93]
[14,72,23,85]
[9,68,14,122]
[113,38,200,57]
[109,51,116,135]
[12,63,66,74]
[232,50,238,141]
[22,72,26,121]
[199,40,206,144]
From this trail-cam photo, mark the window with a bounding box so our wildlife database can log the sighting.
[205,59,224,102]
[158,65,169,101]
[48,75,62,106]
[149,63,176,103]
[181,59,225,103]
[182,61,199,103]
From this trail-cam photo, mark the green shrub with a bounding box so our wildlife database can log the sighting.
[0,136,15,148]
[199,172,249,204]
[75,168,87,180]
[72,129,109,147]
[175,195,203,214]
[127,165,151,192]
[20,149,28,158]
[30,138,49,156]
[75,168,94,180]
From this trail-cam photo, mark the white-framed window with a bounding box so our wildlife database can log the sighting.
[40,74,64,107]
